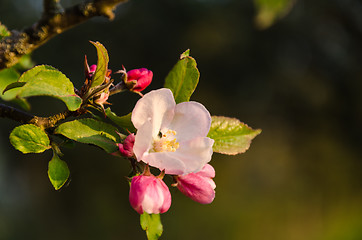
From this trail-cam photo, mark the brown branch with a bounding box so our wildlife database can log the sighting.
[0,0,128,70]
[0,103,83,129]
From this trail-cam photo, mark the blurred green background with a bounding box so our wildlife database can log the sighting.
[1,0,362,239]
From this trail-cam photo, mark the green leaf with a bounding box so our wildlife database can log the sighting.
[0,68,30,110]
[2,82,26,94]
[9,124,51,154]
[0,68,21,101]
[18,65,57,82]
[48,152,70,190]
[164,50,200,103]
[9,66,82,111]
[207,116,261,155]
[254,0,295,29]
[105,108,136,132]
[140,213,163,240]
[90,41,109,88]
[0,22,10,40]
[54,118,121,153]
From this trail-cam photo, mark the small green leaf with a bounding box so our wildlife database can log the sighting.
[207,116,261,155]
[90,41,109,88]
[140,213,163,240]
[48,152,70,190]
[0,22,10,40]
[180,49,190,58]
[254,0,295,29]
[2,82,26,94]
[12,66,82,111]
[54,118,121,153]
[9,124,51,154]
[105,108,136,132]
[164,50,200,103]
[0,68,21,101]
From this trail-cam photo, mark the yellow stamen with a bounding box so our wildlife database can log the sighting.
[152,129,180,153]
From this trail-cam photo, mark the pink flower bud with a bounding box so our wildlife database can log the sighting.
[94,91,109,106]
[175,164,216,204]
[89,64,97,74]
[118,133,135,158]
[85,64,97,79]
[126,68,153,92]
[129,174,171,214]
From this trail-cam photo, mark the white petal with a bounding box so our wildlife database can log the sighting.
[174,137,215,175]
[169,101,211,142]
[132,89,176,133]
[142,152,186,175]
[133,120,154,162]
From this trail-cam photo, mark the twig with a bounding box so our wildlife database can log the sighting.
[0,0,128,70]
[0,103,82,129]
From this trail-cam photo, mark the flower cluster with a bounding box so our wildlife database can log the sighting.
[118,88,216,214]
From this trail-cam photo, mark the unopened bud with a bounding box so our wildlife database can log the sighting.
[125,68,153,92]
[129,173,171,214]
[175,164,216,204]
[118,133,135,157]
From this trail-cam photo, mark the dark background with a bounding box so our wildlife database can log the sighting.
[1,0,362,239]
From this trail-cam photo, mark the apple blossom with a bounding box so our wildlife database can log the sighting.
[175,164,216,204]
[118,133,135,158]
[126,68,153,92]
[129,172,171,214]
[132,88,214,175]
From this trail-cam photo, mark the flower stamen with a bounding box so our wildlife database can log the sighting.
[153,129,180,152]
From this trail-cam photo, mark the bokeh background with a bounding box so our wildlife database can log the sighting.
[1,0,362,239]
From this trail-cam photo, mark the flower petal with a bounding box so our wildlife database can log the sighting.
[132,88,175,133]
[173,137,215,175]
[169,101,211,142]
[133,120,154,162]
[197,164,215,178]
[142,151,187,175]
[176,173,215,204]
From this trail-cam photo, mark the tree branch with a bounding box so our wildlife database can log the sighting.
[0,0,128,70]
[0,103,82,129]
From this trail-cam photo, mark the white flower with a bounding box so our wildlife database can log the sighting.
[132,88,214,175]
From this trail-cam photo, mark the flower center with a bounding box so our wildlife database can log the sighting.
[152,129,180,152]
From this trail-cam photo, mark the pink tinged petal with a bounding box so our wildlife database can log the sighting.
[131,88,176,133]
[169,101,212,142]
[142,151,187,175]
[133,120,154,162]
[173,137,215,175]
[177,172,216,204]
[197,164,215,178]
[129,175,171,214]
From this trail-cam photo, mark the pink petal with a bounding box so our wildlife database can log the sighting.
[177,173,215,204]
[132,88,175,133]
[133,120,154,162]
[173,137,215,175]
[169,101,212,142]
[142,151,187,175]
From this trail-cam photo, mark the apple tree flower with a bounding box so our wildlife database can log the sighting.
[129,170,171,214]
[132,88,214,175]
[175,164,216,204]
